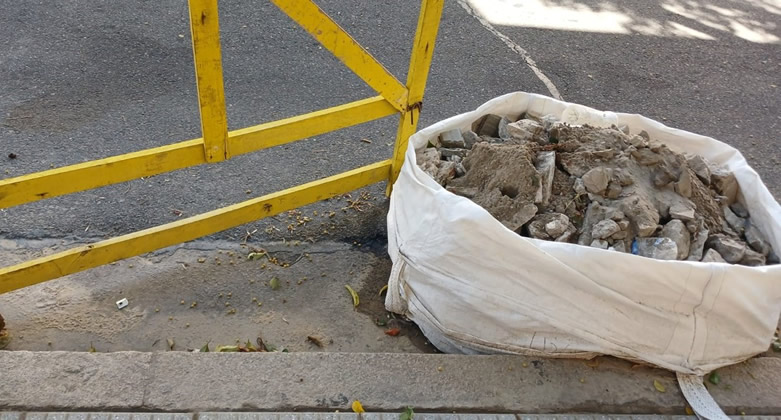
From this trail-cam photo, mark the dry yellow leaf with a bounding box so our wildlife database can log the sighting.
[653,379,666,393]
[345,285,359,307]
[351,400,365,413]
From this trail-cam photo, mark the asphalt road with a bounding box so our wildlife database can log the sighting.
[1,0,779,242]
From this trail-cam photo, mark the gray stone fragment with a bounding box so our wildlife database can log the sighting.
[611,168,634,186]
[740,248,767,266]
[634,237,679,260]
[497,117,511,140]
[439,129,466,149]
[652,165,677,187]
[473,114,503,137]
[435,161,457,185]
[416,148,440,166]
[669,202,696,221]
[701,248,727,263]
[582,167,610,195]
[612,240,628,253]
[605,181,622,199]
[573,178,587,196]
[627,135,647,148]
[711,169,738,205]
[687,155,711,185]
[440,148,468,159]
[455,163,466,178]
[674,170,693,198]
[744,220,771,256]
[592,220,621,240]
[638,130,651,140]
[462,130,480,149]
[661,220,690,260]
[447,155,462,164]
[723,206,746,236]
[611,229,628,240]
[446,186,478,198]
[617,220,630,231]
[730,202,749,218]
[687,227,708,261]
[608,210,626,221]
[705,234,747,264]
[540,114,559,131]
[590,239,609,249]
[506,119,545,144]
[768,249,780,265]
[555,224,578,242]
[534,151,556,205]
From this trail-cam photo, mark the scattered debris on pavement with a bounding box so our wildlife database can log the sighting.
[418,113,778,265]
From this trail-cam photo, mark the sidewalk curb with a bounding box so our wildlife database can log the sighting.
[1,352,779,414]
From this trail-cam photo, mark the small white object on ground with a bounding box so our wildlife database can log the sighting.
[116,298,129,310]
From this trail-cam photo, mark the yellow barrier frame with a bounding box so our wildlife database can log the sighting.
[0,0,444,294]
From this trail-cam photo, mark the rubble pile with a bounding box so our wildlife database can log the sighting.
[417,113,778,265]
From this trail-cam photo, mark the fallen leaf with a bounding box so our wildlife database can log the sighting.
[360,138,372,144]
[216,345,239,352]
[257,336,268,352]
[585,358,599,368]
[200,342,210,352]
[197,257,206,263]
[244,339,258,352]
[376,318,388,327]
[351,400,365,413]
[400,406,414,420]
[653,379,666,393]
[248,250,267,260]
[88,342,97,353]
[685,406,694,415]
[167,338,175,351]
[307,335,325,348]
[708,371,721,385]
[385,328,401,336]
[345,284,359,307]
[270,277,281,290]
[378,284,388,296]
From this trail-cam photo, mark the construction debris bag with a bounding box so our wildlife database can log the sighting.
[386,92,781,376]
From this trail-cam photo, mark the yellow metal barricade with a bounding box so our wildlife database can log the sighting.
[0,0,443,294]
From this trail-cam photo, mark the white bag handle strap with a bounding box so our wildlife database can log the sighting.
[385,258,408,315]
[677,372,730,420]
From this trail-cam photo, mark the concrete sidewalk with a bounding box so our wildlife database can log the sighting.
[4,414,781,420]
[1,352,779,414]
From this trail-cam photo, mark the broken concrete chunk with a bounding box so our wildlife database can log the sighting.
[605,182,622,199]
[582,167,610,195]
[723,206,746,236]
[617,220,630,231]
[729,202,749,218]
[767,249,780,265]
[687,155,711,185]
[455,163,466,178]
[687,227,708,261]
[527,213,569,240]
[740,248,767,266]
[652,165,677,187]
[705,234,746,264]
[573,178,587,196]
[612,168,634,186]
[440,148,468,159]
[669,202,696,222]
[462,130,480,149]
[661,219,691,260]
[592,219,621,240]
[506,119,545,144]
[535,151,556,205]
[497,117,511,140]
[435,161,457,185]
[540,114,559,131]
[612,240,628,253]
[590,239,609,249]
[555,224,578,242]
[634,237,678,260]
[545,216,570,238]
[619,194,660,237]
[674,170,693,198]
[416,148,440,166]
[711,170,738,205]
[439,129,466,149]
[701,248,727,263]
[631,148,662,166]
[473,114,503,137]
[744,221,771,256]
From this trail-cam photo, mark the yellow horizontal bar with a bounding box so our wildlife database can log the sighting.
[271,0,408,112]
[0,160,392,295]
[0,97,396,210]
[0,139,206,209]
[228,95,396,156]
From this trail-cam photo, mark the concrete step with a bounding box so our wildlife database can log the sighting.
[1,352,779,414]
[2,414,781,420]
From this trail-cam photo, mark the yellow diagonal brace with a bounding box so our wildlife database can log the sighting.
[0,160,392,294]
[389,0,444,193]
[189,0,229,161]
[228,96,395,156]
[271,0,408,112]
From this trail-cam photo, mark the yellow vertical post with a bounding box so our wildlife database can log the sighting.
[387,0,444,194]
[188,0,229,162]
